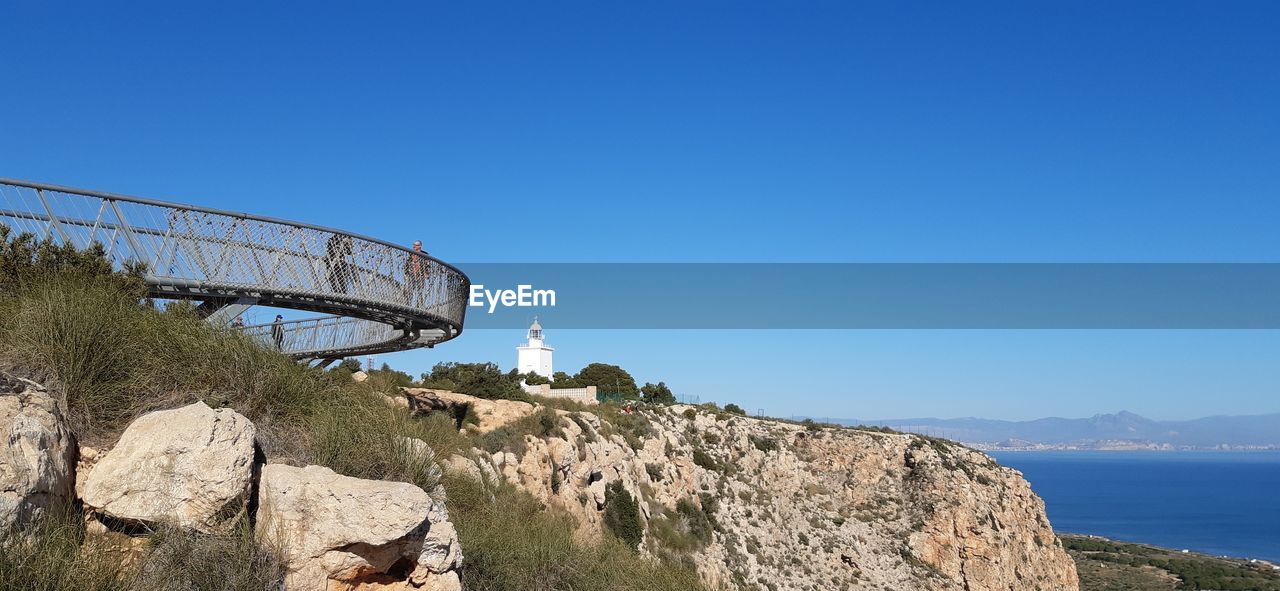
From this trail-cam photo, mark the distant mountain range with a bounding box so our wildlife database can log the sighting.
[826,411,1280,450]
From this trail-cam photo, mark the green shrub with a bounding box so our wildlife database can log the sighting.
[0,229,145,295]
[695,493,721,532]
[446,475,703,591]
[0,506,132,591]
[0,505,283,591]
[476,407,568,457]
[549,459,563,494]
[675,497,714,546]
[645,462,664,482]
[533,407,565,438]
[724,403,746,415]
[479,425,526,456]
[420,362,527,400]
[692,448,719,472]
[640,381,676,405]
[572,363,638,399]
[307,393,462,491]
[0,276,329,446]
[522,371,550,385]
[602,481,644,549]
[137,522,285,591]
[599,405,654,442]
[751,435,779,453]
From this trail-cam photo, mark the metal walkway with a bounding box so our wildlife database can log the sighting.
[0,178,469,361]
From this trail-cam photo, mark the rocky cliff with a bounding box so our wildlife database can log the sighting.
[413,389,1079,591]
[3,370,1077,591]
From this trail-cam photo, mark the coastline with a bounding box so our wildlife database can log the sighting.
[1061,534,1280,591]
[990,450,1280,565]
[1062,533,1280,567]
[973,445,1280,452]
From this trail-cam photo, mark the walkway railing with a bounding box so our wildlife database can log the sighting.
[0,178,470,359]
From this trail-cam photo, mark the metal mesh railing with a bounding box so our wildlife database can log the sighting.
[240,316,417,358]
[0,178,469,358]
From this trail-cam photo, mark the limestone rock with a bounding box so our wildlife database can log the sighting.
[352,371,369,383]
[73,446,99,499]
[256,464,463,591]
[443,454,482,482]
[380,392,409,410]
[80,401,256,534]
[484,402,1079,591]
[411,521,463,580]
[0,373,76,531]
[403,388,534,433]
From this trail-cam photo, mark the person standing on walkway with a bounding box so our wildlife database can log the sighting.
[404,239,429,306]
[271,314,285,350]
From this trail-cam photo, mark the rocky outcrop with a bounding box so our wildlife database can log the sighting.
[403,388,534,433]
[2,374,466,591]
[451,403,1079,591]
[80,401,256,534]
[0,372,76,531]
[256,464,462,591]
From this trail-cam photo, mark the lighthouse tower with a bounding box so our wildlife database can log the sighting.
[516,317,554,377]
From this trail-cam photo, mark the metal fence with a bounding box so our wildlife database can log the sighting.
[0,178,470,359]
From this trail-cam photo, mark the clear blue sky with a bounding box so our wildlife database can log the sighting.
[3,2,1278,420]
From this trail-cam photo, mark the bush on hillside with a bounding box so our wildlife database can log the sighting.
[0,253,327,444]
[420,361,526,400]
[692,448,720,472]
[308,392,465,491]
[573,363,639,398]
[445,474,702,591]
[675,497,715,546]
[602,480,644,549]
[522,371,550,386]
[640,381,676,405]
[0,227,145,296]
[0,505,284,591]
[549,370,583,388]
[0,505,132,591]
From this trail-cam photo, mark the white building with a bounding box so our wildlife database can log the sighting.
[516,317,554,377]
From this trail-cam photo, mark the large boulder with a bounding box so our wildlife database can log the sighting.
[0,373,76,531]
[81,401,256,534]
[256,464,463,591]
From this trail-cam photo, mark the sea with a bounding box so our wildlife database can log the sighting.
[989,451,1280,562]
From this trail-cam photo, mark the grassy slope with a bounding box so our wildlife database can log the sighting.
[0,235,706,591]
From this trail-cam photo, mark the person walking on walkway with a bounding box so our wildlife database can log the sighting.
[324,234,354,293]
[404,239,429,306]
[271,314,285,350]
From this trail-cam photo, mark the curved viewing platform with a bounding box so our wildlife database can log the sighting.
[0,178,470,361]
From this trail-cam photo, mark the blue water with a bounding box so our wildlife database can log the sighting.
[990,451,1280,562]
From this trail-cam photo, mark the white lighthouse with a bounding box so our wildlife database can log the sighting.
[516,316,554,377]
